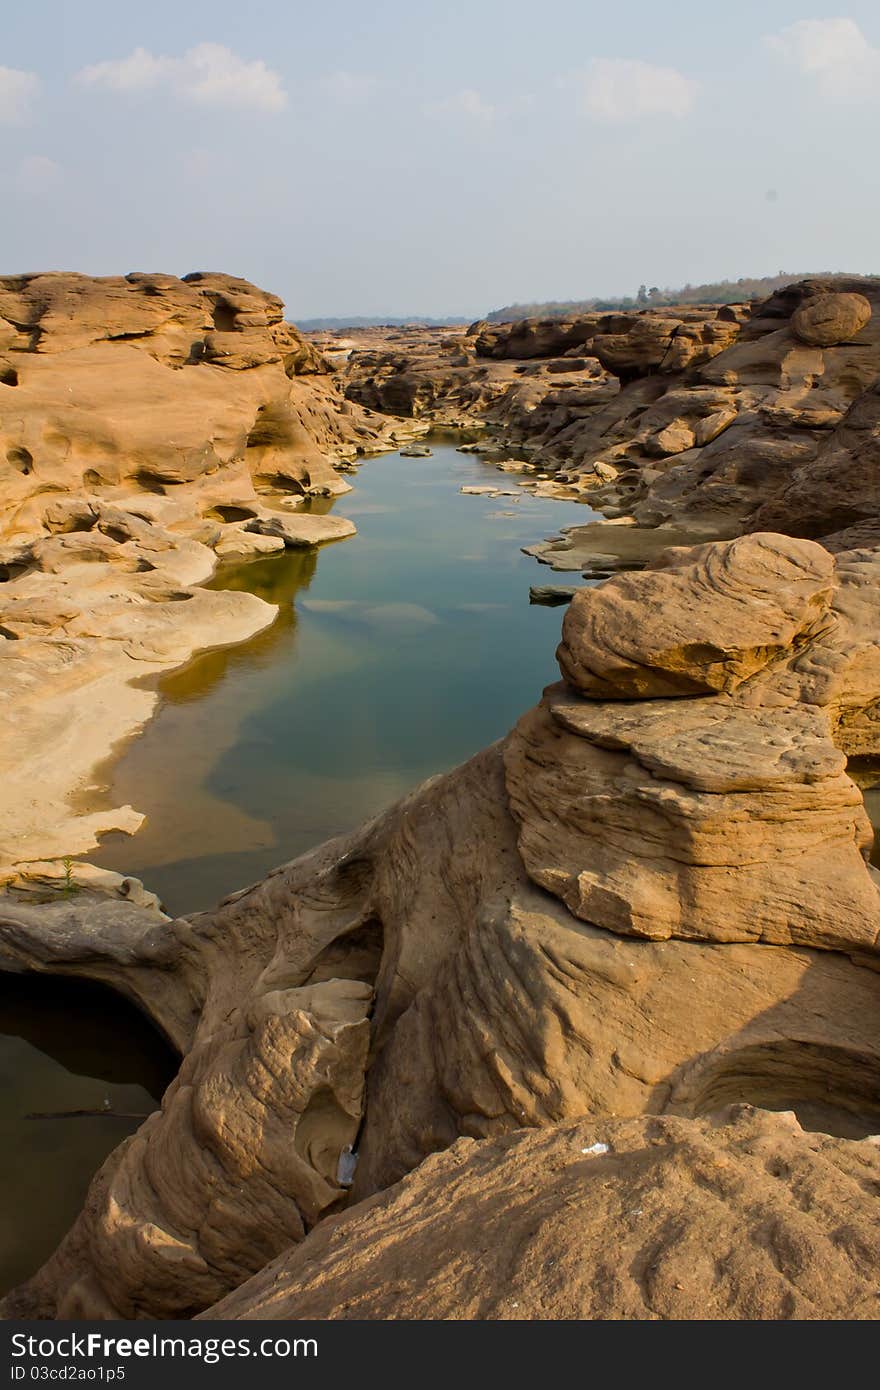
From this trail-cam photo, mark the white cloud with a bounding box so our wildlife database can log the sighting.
[569,58,697,123]
[18,154,61,194]
[76,42,287,113]
[765,17,880,100]
[0,65,39,124]
[424,88,497,120]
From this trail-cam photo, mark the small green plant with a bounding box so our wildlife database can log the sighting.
[60,856,79,899]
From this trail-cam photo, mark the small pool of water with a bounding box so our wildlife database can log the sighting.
[0,973,177,1295]
[90,440,596,914]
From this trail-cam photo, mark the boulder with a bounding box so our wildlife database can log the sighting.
[504,691,877,949]
[214,526,286,561]
[557,533,835,698]
[791,292,872,347]
[646,419,696,457]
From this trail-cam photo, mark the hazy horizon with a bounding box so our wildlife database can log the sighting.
[4,3,880,318]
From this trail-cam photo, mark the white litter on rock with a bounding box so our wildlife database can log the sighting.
[337,1144,358,1187]
[581,1142,610,1156]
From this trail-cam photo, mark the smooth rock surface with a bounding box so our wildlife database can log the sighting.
[791,292,872,347]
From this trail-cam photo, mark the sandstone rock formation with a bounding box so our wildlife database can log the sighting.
[791,291,872,347]
[206,1107,880,1321]
[335,275,880,551]
[2,529,878,1321]
[556,533,835,698]
[3,272,880,1323]
[0,272,420,873]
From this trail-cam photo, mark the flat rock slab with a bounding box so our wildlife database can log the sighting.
[460,485,521,497]
[550,691,848,792]
[245,512,356,547]
[524,520,730,574]
[529,584,582,606]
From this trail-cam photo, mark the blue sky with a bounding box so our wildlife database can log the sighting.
[2,3,879,317]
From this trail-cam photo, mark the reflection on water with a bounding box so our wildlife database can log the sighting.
[849,757,880,868]
[867,788,880,867]
[90,441,597,913]
[0,973,177,1294]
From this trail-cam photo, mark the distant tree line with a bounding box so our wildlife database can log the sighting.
[484,272,878,323]
[298,315,469,331]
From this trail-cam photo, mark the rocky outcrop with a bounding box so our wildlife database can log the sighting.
[750,379,880,541]
[2,529,878,1320]
[206,1107,880,1321]
[556,533,835,698]
[471,305,741,379]
[336,276,880,547]
[0,272,421,873]
[0,270,414,531]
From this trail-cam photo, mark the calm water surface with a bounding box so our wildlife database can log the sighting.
[90,440,596,913]
[0,974,177,1294]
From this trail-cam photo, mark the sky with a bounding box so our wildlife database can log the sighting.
[2,2,879,318]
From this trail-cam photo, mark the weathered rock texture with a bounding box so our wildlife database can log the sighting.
[206,1107,880,1321]
[1,529,878,1320]
[0,272,419,872]
[556,533,835,698]
[335,277,880,554]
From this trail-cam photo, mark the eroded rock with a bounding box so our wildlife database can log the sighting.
[0,272,419,873]
[2,507,879,1320]
[556,533,835,698]
[206,1108,880,1321]
[791,292,872,347]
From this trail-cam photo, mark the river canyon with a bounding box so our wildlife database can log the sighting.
[0,271,879,1320]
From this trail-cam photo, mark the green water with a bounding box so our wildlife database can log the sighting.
[90,440,596,914]
[0,974,177,1295]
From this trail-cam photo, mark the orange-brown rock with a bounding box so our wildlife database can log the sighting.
[1,526,879,1320]
[338,276,880,543]
[556,533,835,698]
[205,1108,880,1321]
[0,272,421,872]
[791,291,872,347]
[505,693,876,949]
